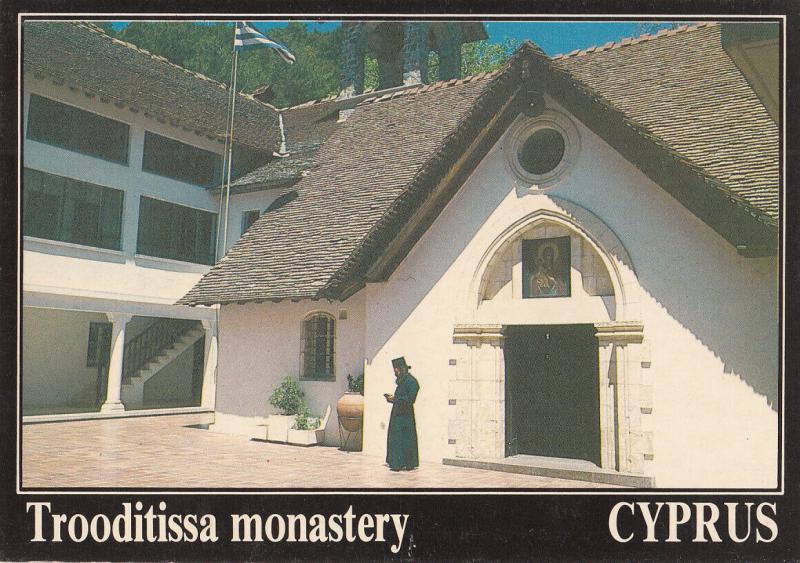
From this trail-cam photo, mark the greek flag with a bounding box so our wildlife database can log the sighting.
[234,21,296,64]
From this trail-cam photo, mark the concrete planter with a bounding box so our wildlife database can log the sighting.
[266,414,296,442]
[287,428,326,446]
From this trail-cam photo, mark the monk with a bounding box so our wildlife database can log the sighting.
[384,357,420,471]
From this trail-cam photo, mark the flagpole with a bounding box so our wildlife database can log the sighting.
[217,21,294,259]
[208,25,239,416]
[216,27,237,262]
[221,46,239,257]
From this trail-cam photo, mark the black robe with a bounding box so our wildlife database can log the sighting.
[386,372,420,470]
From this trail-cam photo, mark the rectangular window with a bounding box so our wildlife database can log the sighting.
[26,94,129,164]
[23,168,124,250]
[137,196,218,265]
[142,131,221,186]
[522,236,572,298]
[241,210,260,235]
[86,322,112,368]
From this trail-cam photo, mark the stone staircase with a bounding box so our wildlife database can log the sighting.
[120,321,204,409]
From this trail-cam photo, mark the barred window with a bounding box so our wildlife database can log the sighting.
[301,313,335,380]
[86,322,112,368]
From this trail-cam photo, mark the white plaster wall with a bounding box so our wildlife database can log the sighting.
[22,78,223,302]
[22,307,108,411]
[216,293,366,446]
[23,250,209,305]
[360,99,778,488]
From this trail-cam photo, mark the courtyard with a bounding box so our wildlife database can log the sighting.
[21,413,612,489]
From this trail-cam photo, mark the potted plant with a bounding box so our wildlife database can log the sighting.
[337,373,365,436]
[267,377,305,443]
[288,405,331,446]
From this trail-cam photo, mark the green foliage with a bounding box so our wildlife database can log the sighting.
[292,406,320,430]
[236,22,343,107]
[268,376,306,415]
[364,55,379,91]
[460,38,521,76]
[106,22,342,108]
[364,39,520,91]
[347,373,364,394]
[103,23,520,107]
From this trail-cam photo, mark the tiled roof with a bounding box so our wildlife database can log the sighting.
[178,71,502,305]
[230,140,324,189]
[554,22,779,222]
[23,21,281,152]
[180,24,779,306]
[228,98,350,189]
[230,85,427,189]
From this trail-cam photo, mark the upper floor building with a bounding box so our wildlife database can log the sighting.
[21,22,284,305]
[20,21,283,419]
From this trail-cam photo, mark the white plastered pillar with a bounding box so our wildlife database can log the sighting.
[449,324,506,460]
[595,321,648,474]
[100,312,133,413]
[200,319,218,410]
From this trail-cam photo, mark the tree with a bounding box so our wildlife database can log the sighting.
[102,23,521,107]
[459,38,522,76]
[106,22,343,108]
[363,38,521,91]
[235,23,343,107]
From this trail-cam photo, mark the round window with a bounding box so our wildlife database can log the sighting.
[505,110,579,191]
[517,128,566,176]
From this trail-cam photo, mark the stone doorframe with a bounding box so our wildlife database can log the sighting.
[447,199,653,476]
[449,321,651,474]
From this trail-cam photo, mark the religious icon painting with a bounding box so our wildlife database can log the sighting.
[522,236,571,298]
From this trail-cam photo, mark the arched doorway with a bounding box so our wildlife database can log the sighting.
[449,199,650,479]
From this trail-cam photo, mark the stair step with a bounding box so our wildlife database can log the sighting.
[127,329,204,380]
[120,320,205,409]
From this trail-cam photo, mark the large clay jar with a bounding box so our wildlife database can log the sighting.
[337,392,364,432]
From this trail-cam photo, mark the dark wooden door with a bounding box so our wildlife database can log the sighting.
[505,324,600,465]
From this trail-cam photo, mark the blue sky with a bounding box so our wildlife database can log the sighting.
[259,21,677,56]
[111,20,679,57]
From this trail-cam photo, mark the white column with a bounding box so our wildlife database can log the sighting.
[200,319,218,410]
[101,312,133,413]
[595,321,645,474]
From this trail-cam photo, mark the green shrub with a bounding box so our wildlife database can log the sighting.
[347,373,364,395]
[268,376,306,415]
[292,406,320,430]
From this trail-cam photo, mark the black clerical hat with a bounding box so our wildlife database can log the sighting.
[392,357,410,371]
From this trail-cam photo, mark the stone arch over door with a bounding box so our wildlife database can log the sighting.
[460,197,638,323]
[449,198,653,480]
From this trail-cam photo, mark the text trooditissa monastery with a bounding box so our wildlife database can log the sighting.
[22,21,780,488]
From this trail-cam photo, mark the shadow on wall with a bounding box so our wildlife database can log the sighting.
[364,174,778,413]
[636,250,778,409]
[363,171,511,365]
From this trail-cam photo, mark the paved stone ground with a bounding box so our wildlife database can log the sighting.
[22,413,612,489]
